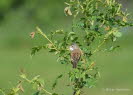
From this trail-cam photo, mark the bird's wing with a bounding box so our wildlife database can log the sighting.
[71,49,81,63]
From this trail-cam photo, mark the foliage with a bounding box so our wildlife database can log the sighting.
[52,74,63,90]
[0,0,132,95]
[30,0,132,95]
[29,0,132,95]
[1,74,58,95]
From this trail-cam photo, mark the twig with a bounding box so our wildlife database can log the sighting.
[92,29,114,54]
[42,88,52,95]
[36,27,58,51]
[21,74,52,95]
[0,89,6,95]
[92,39,106,54]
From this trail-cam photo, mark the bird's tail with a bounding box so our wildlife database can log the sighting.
[73,62,77,68]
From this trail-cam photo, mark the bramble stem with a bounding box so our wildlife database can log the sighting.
[21,74,52,95]
[92,30,114,54]
[0,89,6,95]
[42,88,52,95]
[36,27,58,51]
[92,39,106,54]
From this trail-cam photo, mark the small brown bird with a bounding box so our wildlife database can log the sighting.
[69,43,81,68]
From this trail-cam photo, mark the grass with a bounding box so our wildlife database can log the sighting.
[0,0,132,94]
[0,32,133,95]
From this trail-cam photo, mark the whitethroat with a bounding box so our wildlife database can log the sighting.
[69,43,81,68]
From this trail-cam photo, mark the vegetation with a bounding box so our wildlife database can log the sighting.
[0,0,132,95]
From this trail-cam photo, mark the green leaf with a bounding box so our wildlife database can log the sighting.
[52,74,63,89]
[108,46,120,52]
[113,31,122,37]
[38,78,45,85]
[33,91,40,95]
[52,82,57,90]
[68,32,75,36]
[71,36,78,42]
[31,46,45,56]
[57,74,63,79]
[0,88,6,95]
[49,49,57,52]
[113,37,117,42]
[32,75,40,81]
[52,93,58,95]
[55,30,64,34]
[20,74,26,79]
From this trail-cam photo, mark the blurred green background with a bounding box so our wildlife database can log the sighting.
[0,0,133,95]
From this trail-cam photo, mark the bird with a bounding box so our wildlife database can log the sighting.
[69,43,81,68]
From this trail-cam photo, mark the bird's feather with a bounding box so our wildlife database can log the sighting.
[71,49,81,68]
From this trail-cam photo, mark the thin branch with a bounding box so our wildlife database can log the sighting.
[92,30,114,54]
[21,74,52,95]
[36,27,58,51]
[92,39,106,54]
[0,89,6,95]
[42,88,52,95]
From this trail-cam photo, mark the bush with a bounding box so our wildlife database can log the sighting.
[0,0,132,95]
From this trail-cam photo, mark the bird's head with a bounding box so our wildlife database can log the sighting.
[69,43,79,51]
